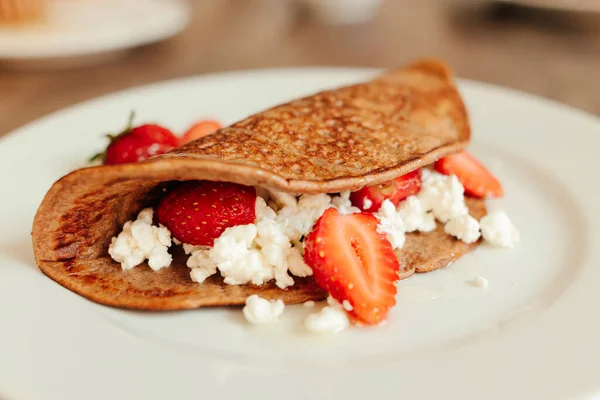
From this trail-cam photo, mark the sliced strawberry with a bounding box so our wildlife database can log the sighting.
[179,120,222,145]
[350,169,422,212]
[156,181,256,246]
[303,208,400,325]
[434,151,503,198]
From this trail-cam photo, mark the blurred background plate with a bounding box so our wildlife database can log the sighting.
[498,0,600,13]
[0,0,191,70]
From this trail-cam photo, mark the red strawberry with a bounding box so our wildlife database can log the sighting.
[90,112,179,165]
[179,120,222,145]
[303,208,400,325]
[434,151,503,198]
[156,181,256,246]
[350,169,422,212]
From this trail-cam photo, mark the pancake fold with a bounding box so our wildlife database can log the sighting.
[32,59,482,310]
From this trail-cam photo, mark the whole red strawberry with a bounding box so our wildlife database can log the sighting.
[156,181,257,246]
[90,112,179,165]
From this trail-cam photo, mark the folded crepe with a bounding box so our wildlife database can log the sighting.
[32,59,486,310]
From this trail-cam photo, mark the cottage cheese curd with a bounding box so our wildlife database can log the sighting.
[444,214,481,244]
[480,211,519,248]
[370,171,479,249]
[242,295,285,324]
[305,303,350,333]
[375,199,406,250]
[331,190,361,215]
[275,193,332,243]
[108,208,172,271]
[397,195,436,233]
[470,275,489,289]
[187,248,217,283]
[185,195,329,289]
[418,170,468,223]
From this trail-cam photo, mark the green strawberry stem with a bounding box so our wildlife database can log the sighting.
[87,110,136,164]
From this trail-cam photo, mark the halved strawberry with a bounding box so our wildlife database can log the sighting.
[303,208,400,325]
[350,169,422,212]
[434,151,503,198]
[156,180,256,246]
[179,120,222,145]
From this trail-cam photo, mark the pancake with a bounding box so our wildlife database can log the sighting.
[31,58,483,310]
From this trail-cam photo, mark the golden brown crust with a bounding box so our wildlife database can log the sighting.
[37,252,328,310]
[31,59,478,310]
[396,197,487,277]
[173,58,470,192]
[33,198,486,310]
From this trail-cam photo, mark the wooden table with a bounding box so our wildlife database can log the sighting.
[1,0,599,137]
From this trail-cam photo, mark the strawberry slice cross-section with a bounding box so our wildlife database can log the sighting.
[349,169,422,212]
[435,151,503,198]
[303,208,400,325]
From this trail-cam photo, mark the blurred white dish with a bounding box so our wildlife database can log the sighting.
[460,0,600,13]
[298,0,383,25]
[501,0,600,12]
[0,0,190,69]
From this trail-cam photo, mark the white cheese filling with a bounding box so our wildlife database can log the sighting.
[373,170,472,252]
[108,208,172,271]
[108,172,519,287]
[304,298,350,333]
[444,214,481,244]
[242,294,285,324]
[480,211,520,248]
[184,192,359,289]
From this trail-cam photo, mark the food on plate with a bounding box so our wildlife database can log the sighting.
[179,120,222,145]
[90,112,179,165]
[303,209,399,324]
[90,114,222,164]
[350,169,421,212]
[434,151,503,198]
[32,58,518,331]
[156,181,257,247]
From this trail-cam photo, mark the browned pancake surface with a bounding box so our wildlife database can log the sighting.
[174,59,469,188]
[396,197,487,278]
[32,59,477,310]
[36,199,486,310]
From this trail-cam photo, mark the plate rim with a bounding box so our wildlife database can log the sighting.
[0,0,191,60]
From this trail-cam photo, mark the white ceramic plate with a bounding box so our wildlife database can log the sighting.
[1,68,599,400]
[0,0,190,68]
